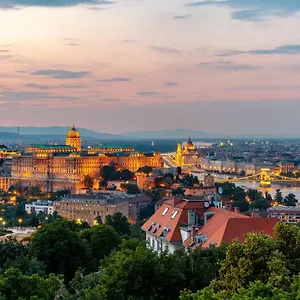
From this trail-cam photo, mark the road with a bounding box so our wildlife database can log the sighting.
[163,154,177,168]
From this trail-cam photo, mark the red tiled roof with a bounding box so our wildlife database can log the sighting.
[183,207,279,248]
[141,199,206,242]
[183,207,249,247]
[201,218,279,248]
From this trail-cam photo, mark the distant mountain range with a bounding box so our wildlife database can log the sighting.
[0,127,126,141]
[123,128,218,139]
[0,127,298,142]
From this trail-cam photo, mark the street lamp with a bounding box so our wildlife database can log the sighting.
[18,218,22,228]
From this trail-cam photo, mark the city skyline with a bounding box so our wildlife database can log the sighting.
[1,0,300,134]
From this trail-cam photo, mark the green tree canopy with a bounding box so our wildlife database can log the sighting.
[0,268,67,300]
[284,193,298,207]
[105,213,131,236]
[212,232,290,298]
[29,219,88,281]
[80,225,121,271]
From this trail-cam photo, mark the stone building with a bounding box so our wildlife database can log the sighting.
[54,193,150,225]
[175,137,200,167]
[11,126,163,192]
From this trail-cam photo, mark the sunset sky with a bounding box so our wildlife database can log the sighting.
[1,0,300,135]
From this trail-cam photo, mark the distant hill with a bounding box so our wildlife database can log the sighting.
[122,128,220,139]
[0,127,127,140]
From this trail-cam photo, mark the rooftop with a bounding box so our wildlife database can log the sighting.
[29,144,75,149]
[184,207,279,248]
[268,206,300,211]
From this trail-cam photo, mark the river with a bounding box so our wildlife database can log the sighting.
[233,181,300,199]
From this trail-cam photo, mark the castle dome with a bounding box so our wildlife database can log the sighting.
[67,126,80,139]
[185,137,195,150]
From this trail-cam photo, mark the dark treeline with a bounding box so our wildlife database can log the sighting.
[1,214,300,299]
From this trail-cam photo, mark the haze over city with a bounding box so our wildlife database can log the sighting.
[1,0,300,135]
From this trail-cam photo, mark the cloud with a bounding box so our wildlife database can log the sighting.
[122,39,139,43]
[149,46,182,55]
[0,90,76,101]
[164,82,178,87]
[0,55,11,60]
[31,69,91,79]
[217,45,300,56]
[231,9,266,21]
[137,91,161,97]
[234,85,300,90]
[97,77,131,83]
[88,6,106,11]
[198,60,260,71]
[25,83,87,89]
[173,14,192,19]
[101,98,121,102]
[65,43,79,46]
[0,50,9,53]
[185,0,300,20]
[0,0,114,10]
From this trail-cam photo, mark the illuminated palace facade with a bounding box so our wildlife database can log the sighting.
[12,126,163,192]
[175,137,200,167]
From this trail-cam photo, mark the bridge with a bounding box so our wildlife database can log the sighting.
[215,168,300,187]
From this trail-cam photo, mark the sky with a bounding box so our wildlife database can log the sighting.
[0,0,300,135]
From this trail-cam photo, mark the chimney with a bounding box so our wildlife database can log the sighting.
[234,207,240,214]
[191,226,196,240]
[171,195,182,206]
[251,210,261,218]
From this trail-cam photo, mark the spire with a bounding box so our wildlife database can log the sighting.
[189,136,191,142]
[72,121,75,129]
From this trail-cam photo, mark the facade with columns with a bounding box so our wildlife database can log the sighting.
[11,126,163,192]
[175,137,200,167]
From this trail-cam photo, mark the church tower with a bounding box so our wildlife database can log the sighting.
[175,143,182,167]
[66,125,82,151]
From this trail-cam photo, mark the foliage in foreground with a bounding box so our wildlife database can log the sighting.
[3,217,300,299]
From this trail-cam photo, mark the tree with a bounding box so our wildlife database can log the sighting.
[182,175,199,187]
[27,186,42,197]
[145,188,165,203]
[212,232,290,298]
[29,215,40,228]
[177,167,182,175]
[248,190,268,210]
[0,268,67,300]
[100,166,114,181]
[154,177,166,188]
[274,189,284,205]
[0,238,27,270]
[99,180,108,190]
[121,169,134,181]
[105,213,131,236]
[121,183,140,195]
[180,281,292,300]
[94,215,103,225]
[284,193,298,207]
[83,175,94,189]
[174,246,227,293]
[80,225,121,271]
[139,166,153,175]
[29,219,88,281]
[84,245,186,300]
[172,187,185,196]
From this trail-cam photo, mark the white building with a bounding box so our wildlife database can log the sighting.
[25,200,54,215]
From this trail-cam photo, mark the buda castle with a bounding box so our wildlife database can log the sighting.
[12,126,163,192]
